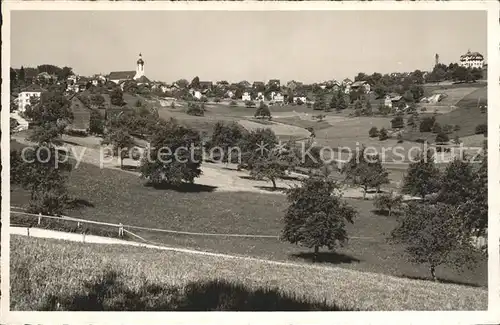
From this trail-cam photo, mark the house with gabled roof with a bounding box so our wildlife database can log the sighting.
[17,84,46,112]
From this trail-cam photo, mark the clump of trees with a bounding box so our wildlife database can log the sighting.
[187,102,205,116]
[254,102,272,120]
[11,91,74,216]
[402,150,440,200]
[140,119,202,186]
[342,147,390,199]
[281,176,357,261]
[368,127,379,138]
[374,191,403,217]
[207,121,246,164]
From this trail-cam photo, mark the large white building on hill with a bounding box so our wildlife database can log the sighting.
[459,50,484,69]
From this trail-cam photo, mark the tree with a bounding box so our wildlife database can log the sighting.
[190,76,200,89]
[342,147,390,199]
[110,88,125,106]
[89,110,105,135]
[368,126,379,138]
[435,131,449,143]
[374,84,388,99]
[19,66,25,82]
[391,116,404,129]
[314,114,326,122]
[402,150,440,200]
[245,100,256,108]
[187,102,204,116]
[89,94,106,109]
[419,116,436,132]
[363,100,372,116]
[313,93,326,111]
[378,128,388,141]
[432,122,442,134]
[250,144,296,190]
[374,191,403,217]
[281,176,357,261]
[436,157,474,206]
[329,93,338,111]
[337,91,347,110]
[101,128,134,169]
[238,128,278,170]
[354,100,363,111]
[24,92,73,145]
[254,101,272,120]
[390,202,479,281]
[209,121,245,164]
[475,124,487,136]
[140,119,202,186]
[11,146,72,215]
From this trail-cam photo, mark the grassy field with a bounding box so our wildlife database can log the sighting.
[10,236,487,311]
[10,158,487,286]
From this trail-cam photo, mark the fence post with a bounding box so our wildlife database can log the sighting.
[118,223,123,237]
[38,213,41,225]
[82,232,86,243]
[77,221,80,228]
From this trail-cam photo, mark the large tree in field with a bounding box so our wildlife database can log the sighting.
[390,202,479,282]
[238,128,278,170]
[254,101,272,120]
[281,177,357,261]
[336,91,347,110]
[24,92,73,145]
[140,119,202,186]
[402,150,440,200]
[249,142,297,190]
[101,128,134,169]
[342,147,390,199]
[436,157,474,206]
[209,121,246,164]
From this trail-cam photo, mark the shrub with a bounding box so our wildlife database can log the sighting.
[475,124,487,135]
[379,128,388,141]
[214,97,221,103]
[419,116,436,132]
[431,123,442,134]
[245,100,256,108]
[435,131,449,144]
[187,103,204,116]
[368,127,379,138]
[65,129,88,137]
[229,101,238,107]
[374,192,403,217]
[391,116,404,129]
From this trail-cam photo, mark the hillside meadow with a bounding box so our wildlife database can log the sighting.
[10,236,487,311]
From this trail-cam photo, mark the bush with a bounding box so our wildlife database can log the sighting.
[379,128,388,141]
[229,101,238,107]
[368,127,379,138]
[475,124,487,135]
[65,129,88,137]
[214,97,221,103]
[431,123,442,134]
[419,116,436,132]
[391,116,404,129]
[245,100,256,108]
[187,103,204,116]
[435,131,449,144]
[374,192,403,217]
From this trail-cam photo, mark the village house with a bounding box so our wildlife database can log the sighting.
[17,84,46,112]
[350,80,371,94]
[293,95,307,104]
[241,92,252,101]
[225,90,235,99]
[256,92,265,101]
[384,94,404,109]
[270,91,284,103]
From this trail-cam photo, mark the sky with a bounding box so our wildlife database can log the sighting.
[11,10,487,84]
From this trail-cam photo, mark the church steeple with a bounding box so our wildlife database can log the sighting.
[135,53,145,79]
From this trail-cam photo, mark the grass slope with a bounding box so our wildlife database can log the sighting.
[10,157,487,286]
[11,236,487,311]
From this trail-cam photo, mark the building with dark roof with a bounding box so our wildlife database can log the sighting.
[459,50,484,69]
[108,53,149,84]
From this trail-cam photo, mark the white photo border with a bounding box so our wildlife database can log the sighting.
[1,1,499,324]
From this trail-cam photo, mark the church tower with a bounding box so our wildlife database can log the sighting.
[135,53,145,79]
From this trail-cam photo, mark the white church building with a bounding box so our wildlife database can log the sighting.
[108,53,151,84]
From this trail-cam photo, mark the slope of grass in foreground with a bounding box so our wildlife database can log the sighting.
[11,236,487,311]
